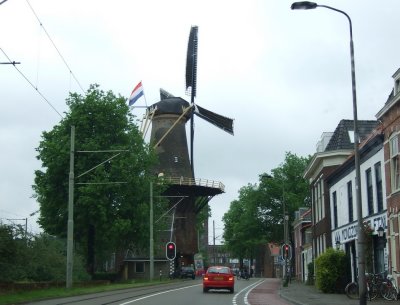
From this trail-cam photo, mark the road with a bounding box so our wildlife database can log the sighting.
[25,278,289,305]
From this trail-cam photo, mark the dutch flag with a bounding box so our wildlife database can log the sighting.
[129,81,144,106]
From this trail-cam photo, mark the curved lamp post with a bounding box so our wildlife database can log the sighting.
[291,2,366,304]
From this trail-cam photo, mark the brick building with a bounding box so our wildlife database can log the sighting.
[376,67,400,283]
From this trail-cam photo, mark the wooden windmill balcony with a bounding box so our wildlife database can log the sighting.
[161,176,225,197]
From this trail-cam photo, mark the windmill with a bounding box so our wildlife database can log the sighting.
[143,25,234,265]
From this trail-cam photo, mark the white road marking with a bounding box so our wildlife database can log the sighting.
[244,279,265,305]
[232,279,263,305]
[118,284,201,305]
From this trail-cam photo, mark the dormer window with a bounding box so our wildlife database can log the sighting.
[348,130,355,143]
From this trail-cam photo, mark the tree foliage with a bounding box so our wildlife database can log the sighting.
[0,224,27,281]
[222,186,264,260]
[258,152,312,242]
[0,223,88,282]
[223,152,311,255]
[33,85,164,273]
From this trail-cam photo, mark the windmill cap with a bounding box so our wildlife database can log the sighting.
[150,97,191,118]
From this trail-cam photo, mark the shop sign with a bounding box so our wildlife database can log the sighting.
[333,213,387,244]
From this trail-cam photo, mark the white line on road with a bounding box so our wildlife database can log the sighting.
[118,284,201,305]
[232,279,263,305]
[244,279,265,305]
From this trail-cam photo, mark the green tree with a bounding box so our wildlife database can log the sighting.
[27,234,89,282]
[0,224,89,282]
[34,85,163,274]
[222,184,265,263]
[0,224,27,282]
[258,152,312,242]
[223,152,311,257]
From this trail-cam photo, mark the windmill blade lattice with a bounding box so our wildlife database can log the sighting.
[185,26,198,99]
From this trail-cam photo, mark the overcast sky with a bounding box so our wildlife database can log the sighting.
[0,0,399,244]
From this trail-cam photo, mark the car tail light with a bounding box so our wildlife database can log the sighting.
[228,276,234,281]
[204,276,209,281]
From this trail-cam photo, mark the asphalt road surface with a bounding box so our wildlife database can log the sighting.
[25,278,271,305]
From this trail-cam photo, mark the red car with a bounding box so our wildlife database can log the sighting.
[203,266,235,293]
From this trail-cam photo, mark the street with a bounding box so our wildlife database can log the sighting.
[24,278,291,305]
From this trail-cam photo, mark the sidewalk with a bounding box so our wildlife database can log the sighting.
[248,278,394,305]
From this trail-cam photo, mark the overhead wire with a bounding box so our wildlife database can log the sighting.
[1,0,90,118]
[24,0,86,94]
[1,48,63,118]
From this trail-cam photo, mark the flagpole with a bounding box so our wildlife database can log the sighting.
[141,81,148,107]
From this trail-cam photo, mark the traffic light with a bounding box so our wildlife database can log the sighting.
[282,243,291,259]
[284,244,289,258]
[166,241,176,260]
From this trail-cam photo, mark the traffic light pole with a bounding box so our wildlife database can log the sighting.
[150,181,154,281]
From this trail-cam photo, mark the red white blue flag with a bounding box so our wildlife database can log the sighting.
[129,81,144,106]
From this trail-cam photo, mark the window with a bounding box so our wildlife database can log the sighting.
[135,262,145,273]
[366,168,374,215]
[390,216,397,271]
[348,130,355,143]
[375,162,383,212]
[313,179,325,223]
[390,135,400,192]
[332,191,338,228]
[347,181,353,222]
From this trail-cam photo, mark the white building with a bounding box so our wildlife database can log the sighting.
[327,132,387,281]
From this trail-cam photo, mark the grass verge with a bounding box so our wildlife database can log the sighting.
[0,279,176,305]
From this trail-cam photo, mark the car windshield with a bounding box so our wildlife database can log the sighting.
[207,267,230,274]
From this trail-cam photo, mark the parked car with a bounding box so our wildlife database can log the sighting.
[203,266,235,293]
[180,266,195,279]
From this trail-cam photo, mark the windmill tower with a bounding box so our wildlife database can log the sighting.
[144,26,234,265]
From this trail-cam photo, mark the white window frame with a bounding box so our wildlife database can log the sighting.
[390,134,400,192]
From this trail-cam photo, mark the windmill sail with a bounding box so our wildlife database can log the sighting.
[185,26,198,98]
[195,105,234,135]
[185,25,198,176]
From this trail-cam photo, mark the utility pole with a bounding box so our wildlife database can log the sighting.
[64,126,130,287]
[66,125,75,289]
[283,188,289,285]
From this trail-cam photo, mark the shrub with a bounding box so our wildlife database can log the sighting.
[0,225,90,283]
[315,248,348,293]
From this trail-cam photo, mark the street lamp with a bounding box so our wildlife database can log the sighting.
[291,2,366,304]
[377,226,384,238]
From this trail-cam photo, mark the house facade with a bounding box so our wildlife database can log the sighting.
[376,67,400,286]
[327,131,387,282]
[293,68,400,286]
[292,207,312,282]
[303,120,378,264]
